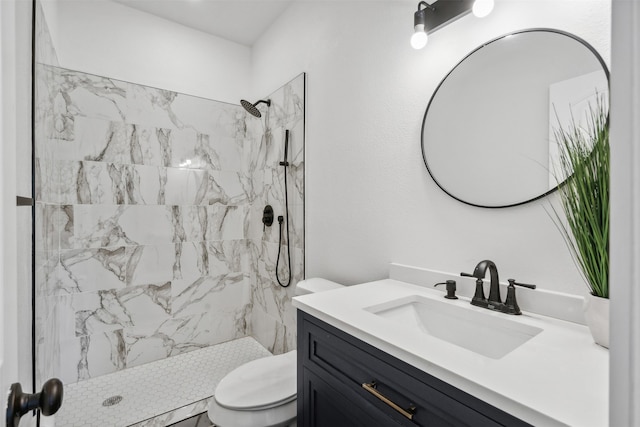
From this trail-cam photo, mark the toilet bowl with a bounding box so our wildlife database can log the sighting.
[208,278,343,427]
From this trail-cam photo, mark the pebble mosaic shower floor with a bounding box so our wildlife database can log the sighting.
[53,337,271,427]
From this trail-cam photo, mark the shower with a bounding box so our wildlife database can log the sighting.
[31,2,306,420]
[240,99,271,118]
[241,97,292,287]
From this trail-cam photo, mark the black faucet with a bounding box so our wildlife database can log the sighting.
[461,260,536,315]
[461,260,502,309]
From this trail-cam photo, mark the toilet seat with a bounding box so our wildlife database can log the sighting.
[214,351,297,411]
[208,398,296,427]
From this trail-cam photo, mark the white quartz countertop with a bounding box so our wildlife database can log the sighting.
[293,279,609,427]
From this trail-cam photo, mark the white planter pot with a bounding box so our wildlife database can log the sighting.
[583,294,610,348]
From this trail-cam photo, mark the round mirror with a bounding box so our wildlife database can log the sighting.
[421,29,609,208]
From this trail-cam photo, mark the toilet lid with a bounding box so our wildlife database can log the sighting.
[214,351,297,411]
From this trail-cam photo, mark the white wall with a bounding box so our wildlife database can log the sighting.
[40,0,251,103]
[1,0,33,402]
[252,0,611,296]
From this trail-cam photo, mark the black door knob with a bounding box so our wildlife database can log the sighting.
[5,378,64,427]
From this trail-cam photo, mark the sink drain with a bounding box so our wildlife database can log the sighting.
[102,395,123,407]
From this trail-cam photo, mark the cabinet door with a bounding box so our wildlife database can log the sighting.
[301,367,403,427]
[298,311,531,427]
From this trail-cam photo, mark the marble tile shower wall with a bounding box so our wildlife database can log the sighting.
[247,75,305,355]
[34,64,305,385]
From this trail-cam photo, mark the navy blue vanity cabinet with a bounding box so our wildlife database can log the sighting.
[297,311,532,427]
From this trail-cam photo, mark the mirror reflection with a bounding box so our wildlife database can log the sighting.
[421,29,609,208]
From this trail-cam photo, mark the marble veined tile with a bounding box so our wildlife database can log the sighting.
[267,75,305,137]
[170,129,244,172]
[205,239,250,274]
[57,247,131,294]
[68,205,161,249]
[126,84,246,136]
[174,240,248,287]
[60,118,131,164]
[127,84,243,134]
[172,242,209,283]
[58,160,260,207]
[57,161,162,206]
[36,64,127,126]
[171,273,247,318]
[74,282,172,337]
[163,168,209,205]
[59,163,256,210]
[203,205,247,241]
[126,244,179,286]
[35,155,60,203]
[129,124,173,167]
[57,161,126,205]
[61,120,175,168]
[203,170,251,206]
[57,331,127,383]
[122,307,250,367]
[35,203,68,253]
[170,95,243,136]
[36,293,76,384]
[125,84,185,130]
[250,306,295,355]
[251,242,303,321]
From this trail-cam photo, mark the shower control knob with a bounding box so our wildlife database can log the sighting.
[262,205,274,229]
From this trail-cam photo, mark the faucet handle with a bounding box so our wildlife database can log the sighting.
[508,279,536,289]
[504,279,536,315]
[470,278,488,308]
[460,271,475,278]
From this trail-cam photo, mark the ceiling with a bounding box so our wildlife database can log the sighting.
[112,0,295,47]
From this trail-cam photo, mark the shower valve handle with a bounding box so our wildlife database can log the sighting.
[262,205,274,232]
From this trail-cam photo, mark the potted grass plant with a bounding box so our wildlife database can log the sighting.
[552,97,609,348]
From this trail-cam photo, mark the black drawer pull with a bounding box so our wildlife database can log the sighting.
[362,382,416,420]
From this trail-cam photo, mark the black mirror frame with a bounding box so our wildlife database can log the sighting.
[421,28,610,209]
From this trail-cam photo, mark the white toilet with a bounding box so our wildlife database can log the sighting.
[207,278,343,427]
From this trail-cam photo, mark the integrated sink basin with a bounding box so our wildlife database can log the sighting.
[365,295,543,359]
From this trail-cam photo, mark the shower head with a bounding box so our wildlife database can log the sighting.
[240,99,271,118]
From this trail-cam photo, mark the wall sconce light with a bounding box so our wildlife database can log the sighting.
[411,0,495,49]
[411,2,434,49]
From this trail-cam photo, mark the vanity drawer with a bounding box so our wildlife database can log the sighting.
[298,311,531,427]
[301,366,401,426]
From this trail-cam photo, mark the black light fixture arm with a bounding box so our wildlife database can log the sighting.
[415,1,435,27]
[417,1,435,12]
[411,0,478,47]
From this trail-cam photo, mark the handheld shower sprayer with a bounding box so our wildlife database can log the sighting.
[276,129,292,288]
[240,99,271,118]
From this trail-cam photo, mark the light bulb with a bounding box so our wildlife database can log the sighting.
[472,0,494,18]
[411,24,428,49]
